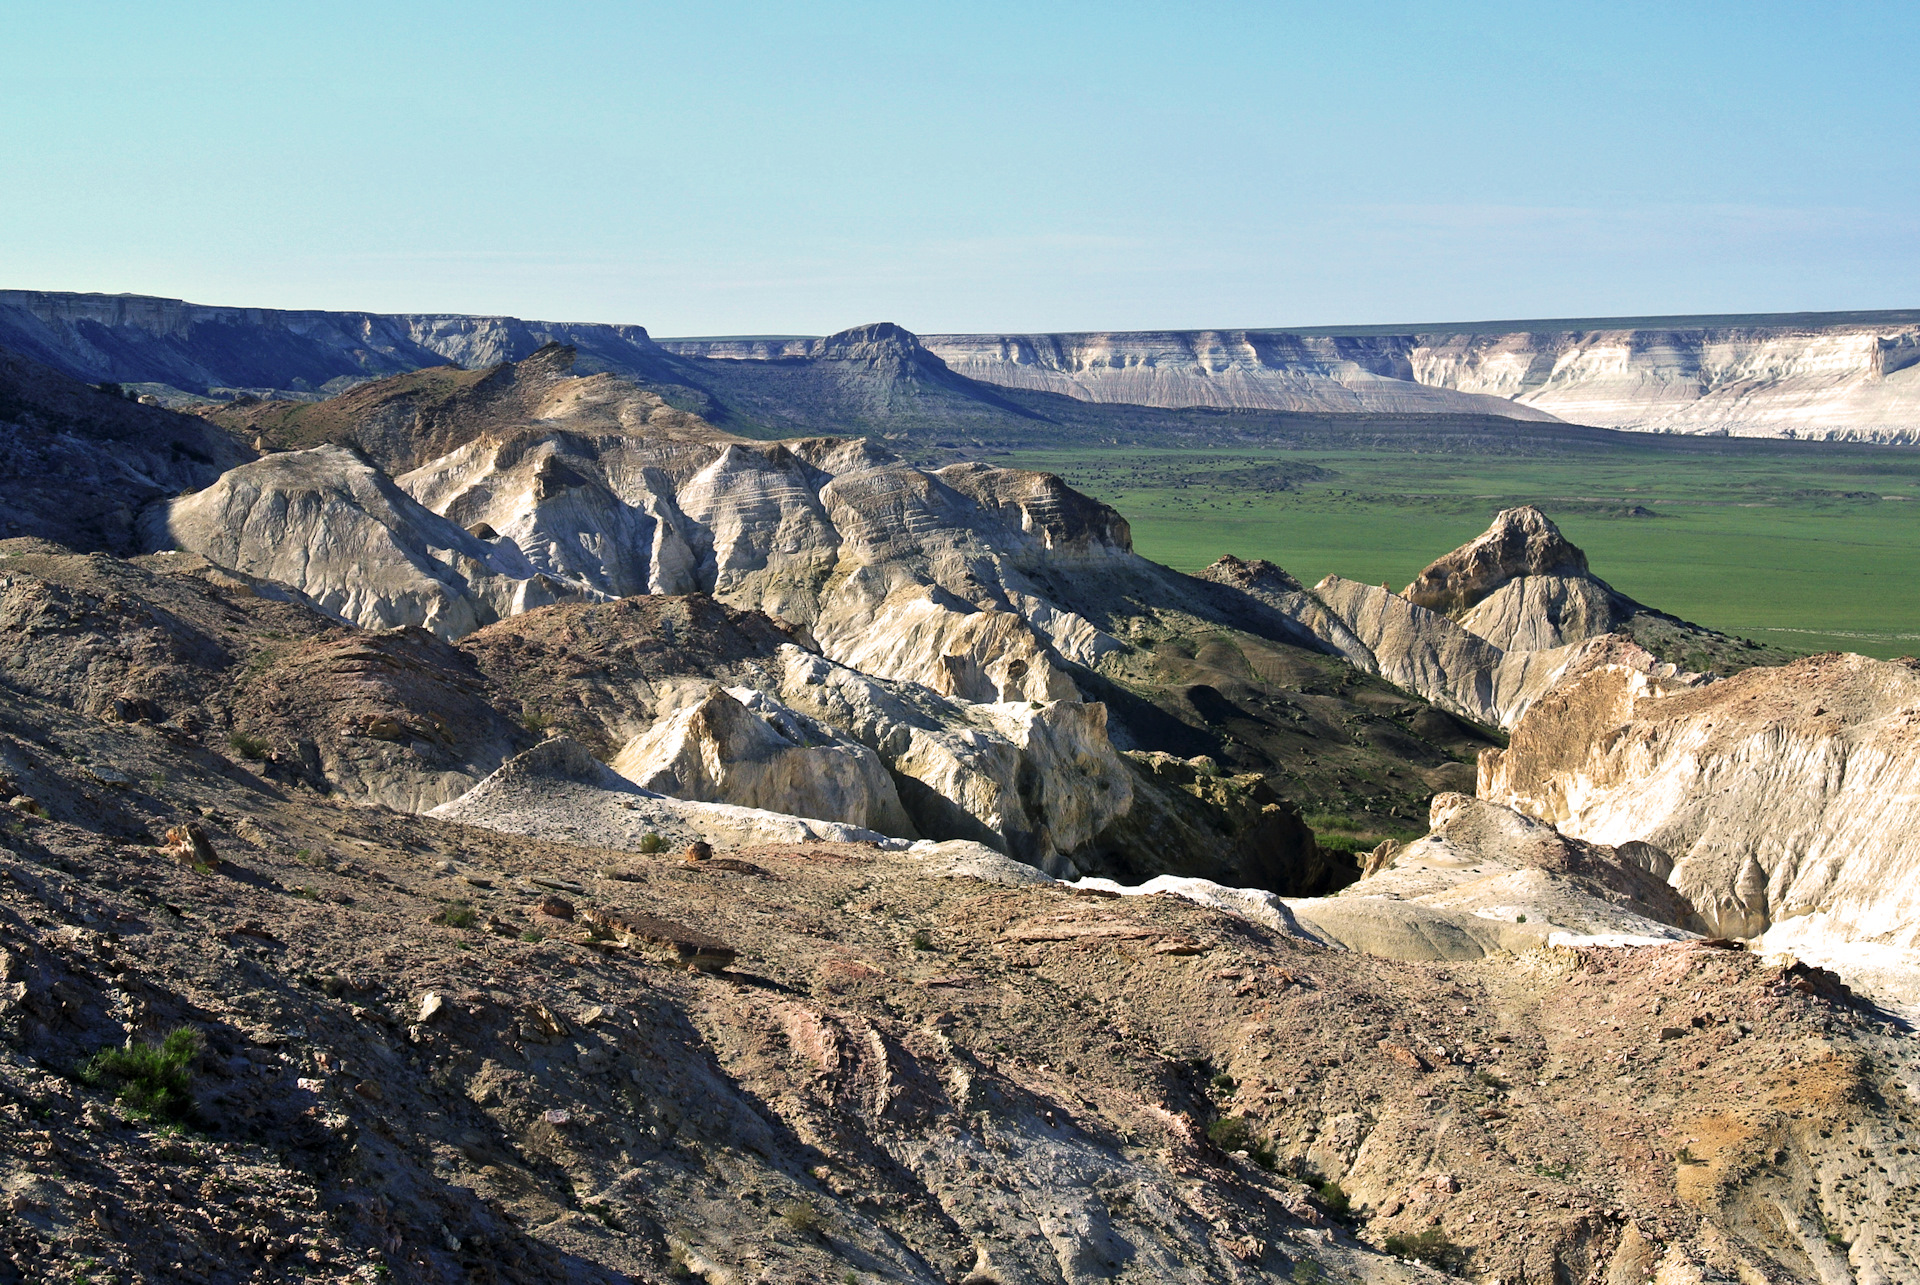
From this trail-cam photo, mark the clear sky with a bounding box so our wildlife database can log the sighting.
[3,2,1915,335]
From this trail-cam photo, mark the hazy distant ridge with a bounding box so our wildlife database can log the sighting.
[8,290,1920,440]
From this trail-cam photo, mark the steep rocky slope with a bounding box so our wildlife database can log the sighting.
[1200,506,1795,737]
[0,685,1911,1284]
[200,342,728,473]
[0,347,253,553]
[1481,651,1920,1003]
[147,351,1506,849]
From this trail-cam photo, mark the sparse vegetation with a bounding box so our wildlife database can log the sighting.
[1206,1115,1276,1169]
[1384,1227,1463,1270]
[1211,1072,1237,1095]
[226,730,270,760]
[435,900,478,929]
[80,1027,203,1123]
[1316,1181,1351,1218]
[638,831,666,854]
[778,1199,824,1237]
[910,927,934,950]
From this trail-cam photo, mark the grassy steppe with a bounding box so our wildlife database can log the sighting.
[1003,441,1920,659]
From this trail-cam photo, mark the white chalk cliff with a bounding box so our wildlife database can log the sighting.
[1203,507,1710,730]
[917,316,1920,441]
[1480,651,1920,1002]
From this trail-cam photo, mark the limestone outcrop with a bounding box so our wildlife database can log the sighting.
[916,316,1920,441]
[154,444,578,637]
[430,736,889,851]
[1481,652,1920,995]
[609,683,912,836]
[1282,794,1702,961]
[1199,509,1718,729]
[770,645,1130,876]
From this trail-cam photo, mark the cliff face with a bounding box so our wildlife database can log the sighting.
[919,314,1920,440]
[17,291,1920,438]
[0,289,683,397]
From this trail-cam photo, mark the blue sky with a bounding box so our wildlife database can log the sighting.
[3,2,1915,334]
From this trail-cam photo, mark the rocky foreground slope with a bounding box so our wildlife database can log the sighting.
[0,646,1916,1284]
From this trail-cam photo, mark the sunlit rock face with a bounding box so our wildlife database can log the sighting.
[1204,508,1711,731]
[156,412,1130,697]
[609,683,914,837]
[919,318,1920,440]
[1480,651,1920,970]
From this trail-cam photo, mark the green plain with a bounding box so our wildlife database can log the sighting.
[1002,443,1920,659]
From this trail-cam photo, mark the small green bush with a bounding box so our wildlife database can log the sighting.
[778,1199,823,1236]
[1316,1181,1350,1218]
[1212,1073,1237,1094]
[638,832,666,854]
[81,1027,202,1122]
[910,928,933,951]
[226,731,270,760]
[1383,1227,1462,1269]
[1206,1115,1277,1168]
[435,901,478,929]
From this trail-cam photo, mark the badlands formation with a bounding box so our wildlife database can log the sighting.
[0,336,1916,1283]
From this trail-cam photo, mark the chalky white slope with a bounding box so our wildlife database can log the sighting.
[1481,651,1920,1002]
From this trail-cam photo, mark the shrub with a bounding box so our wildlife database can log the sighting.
[1383,1227,1463,1269]
[910,928,933,951]
[435,901,478,929]
[1206,1115,1277,1169]
[226,731,269,760]
[1316,1181,1350,1218]
[81,1027,202,1122]
[778,1199,823,1236]
[1212,1073,1237,1095]
[638,832,666,854]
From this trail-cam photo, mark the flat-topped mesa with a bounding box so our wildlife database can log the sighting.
[811,321,927,364]
[1403,505,1593,616]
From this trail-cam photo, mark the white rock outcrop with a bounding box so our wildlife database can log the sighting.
[1480,652,1920,998]
[429,737,890,852]
[770,645,1131,876]
[609,683,913,837]
[156,444,580,637]
[1213,509,1712,729]
[1280,794,1701,962]
[915,319,1920,442]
